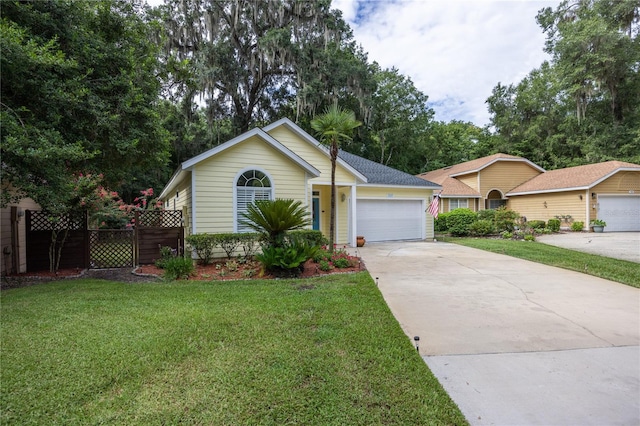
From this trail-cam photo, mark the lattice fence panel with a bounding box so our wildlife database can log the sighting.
[89,230,134,268]
[28,210,86,231]
[137,210,182,228]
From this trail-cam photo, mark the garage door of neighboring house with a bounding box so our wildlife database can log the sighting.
[598,195,640,232]
[356,199,424,242]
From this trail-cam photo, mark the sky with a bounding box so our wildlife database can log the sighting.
[332,0,561,126]
[148,0,561,127]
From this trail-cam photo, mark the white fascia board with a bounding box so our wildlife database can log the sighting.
[589,167,640,187]
[507,186,590,197]
[357,183,443,191]
[440,194,482,199]
[158,168,187,200]
[450,158,546,178]
[263,118,368,183]
[182,127,320,177]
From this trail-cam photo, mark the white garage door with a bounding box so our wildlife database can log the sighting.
[356,199,424,242]
[598,195,640,232]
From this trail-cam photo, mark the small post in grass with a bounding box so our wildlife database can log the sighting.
[414,336,420,352]
[376,277,379,286]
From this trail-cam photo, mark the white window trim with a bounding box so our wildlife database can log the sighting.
[233,167,275,233]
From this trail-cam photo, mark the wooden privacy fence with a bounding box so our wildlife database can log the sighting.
[25,210,183,272]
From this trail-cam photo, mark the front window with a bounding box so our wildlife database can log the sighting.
[449,198,468,211]
[236,170,272,232]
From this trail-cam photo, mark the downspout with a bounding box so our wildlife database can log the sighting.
[350,185,357,247]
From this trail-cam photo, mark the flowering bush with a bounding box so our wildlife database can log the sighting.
[313,245,357,269]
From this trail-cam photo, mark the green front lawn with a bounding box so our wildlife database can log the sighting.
[1,274,467,425]
[444,237,640,288]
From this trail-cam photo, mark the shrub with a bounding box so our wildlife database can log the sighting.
[163,256,195,280]
[185,233,217,265]
[446,208,477,236]
[434,212,451,232]
[527,220,546,229]
[237,232,260,260]
[524,234,536,241]
[469,219,495,236]
[212,233,242,259]
[477,209,496,222]
[154,246,176,269]
[501,231,513,239]
[494,206,519,232]
[547,218,561,232]
[318,259,332,271]
[286,230,327,247]
[240,199,310,248]
[571,221,584,231]
[256,240,319,276]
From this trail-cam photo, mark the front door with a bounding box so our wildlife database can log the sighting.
[312,196,320,230]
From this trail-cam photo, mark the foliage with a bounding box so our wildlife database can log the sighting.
[547,218,561,232]
[485,0,640,168]
[162,0,373,134]
[494,207,520,232]
[213,233,242,260]
[185,234,217,265]
[469,219,495,236]
[255,240,319,276]
[240,199,310,249]
[162,256,195,280]
[571,221,585,232]
[590,219,607,226]
[311,105,362,251]
[154,246,177,269]
[527,220,547,230]
[524,234,536,242]
[434,212,451,232]
[477,209,496,222]
[445,208,477,236]
[285,230,328,247]
[237,233,260,260]
[501,231,513,239]
[318,259,333,271]
[1,0,170,209]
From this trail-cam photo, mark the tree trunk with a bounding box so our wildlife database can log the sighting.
[329,139,338,253]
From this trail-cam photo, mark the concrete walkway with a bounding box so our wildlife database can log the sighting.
[358,241,640,426]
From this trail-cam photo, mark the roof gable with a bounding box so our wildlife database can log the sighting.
[264,118,367,182]
[418,153,545,182]
[508,161,640,195]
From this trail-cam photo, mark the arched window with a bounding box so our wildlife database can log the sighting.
[236,169,273,232]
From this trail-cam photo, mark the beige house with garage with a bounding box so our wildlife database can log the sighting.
[159,118,441,245]
[507,161,640,231]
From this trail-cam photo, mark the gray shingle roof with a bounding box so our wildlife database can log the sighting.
[338,150,440,187]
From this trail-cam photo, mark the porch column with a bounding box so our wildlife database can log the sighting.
[350,185,357,247]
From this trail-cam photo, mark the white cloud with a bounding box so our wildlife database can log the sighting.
[334,0,561,126]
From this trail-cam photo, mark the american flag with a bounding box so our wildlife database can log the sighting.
[428,193,440,219]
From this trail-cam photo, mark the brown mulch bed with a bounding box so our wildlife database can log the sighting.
[1,258,366,290]
[137,257,366,281]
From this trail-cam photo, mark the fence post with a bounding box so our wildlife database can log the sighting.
[83,211,90,269]
[134,210,139,266]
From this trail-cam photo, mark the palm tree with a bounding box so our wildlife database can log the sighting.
[311,104,361,252]
[240,199,310,248]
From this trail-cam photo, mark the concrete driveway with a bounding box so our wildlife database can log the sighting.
[537,231,640,263]
[358,241,640,426]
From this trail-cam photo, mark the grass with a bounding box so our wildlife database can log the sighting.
[1,274,467,425]
[442,237,640,288]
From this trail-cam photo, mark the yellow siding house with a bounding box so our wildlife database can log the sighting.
[159,118,441,246]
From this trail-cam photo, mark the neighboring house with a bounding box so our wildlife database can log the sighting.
[158,118,441,245]
[417,154,640,232]
[0,196,40,275]
[507,161,640,231]
[417,153,545,213]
